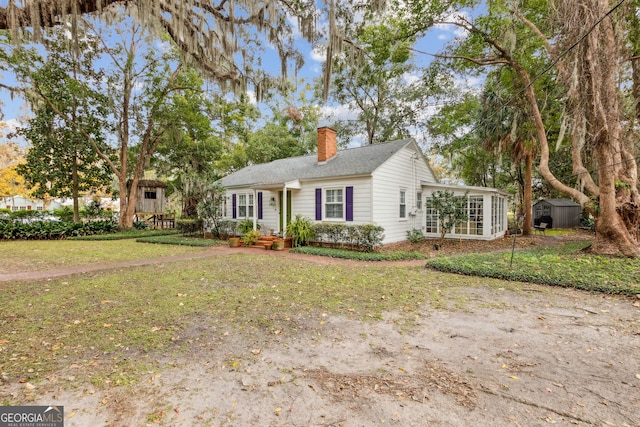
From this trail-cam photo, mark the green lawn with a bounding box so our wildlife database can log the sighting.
[0,238,637,401]
[0,239,208,273]
[0,246,515,392]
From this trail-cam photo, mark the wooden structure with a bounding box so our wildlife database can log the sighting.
[533,198,581,229]
[128,180,175,229]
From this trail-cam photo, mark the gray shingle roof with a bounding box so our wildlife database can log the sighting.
[218,138,414,188]
[534,198,581,207]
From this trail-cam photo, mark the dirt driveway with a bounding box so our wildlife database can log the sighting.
[3,245,640,426]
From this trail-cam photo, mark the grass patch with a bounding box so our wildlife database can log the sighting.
[0,240,207,273]
[69,229,181,240]
[537,229,573,236]
[426,242,640,295]
[290,246,426,261]
[136,235,227,246]
[0,251,486,390]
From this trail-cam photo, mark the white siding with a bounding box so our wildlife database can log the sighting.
[292,176,373,224]
[225,179,373,235]
[1,196,45,211]
[371,143,437,243]
[223,188,280,233]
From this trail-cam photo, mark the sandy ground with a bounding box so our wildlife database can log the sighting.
[2,238,640,426]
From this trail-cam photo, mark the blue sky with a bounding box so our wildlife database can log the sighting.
[0,4,477,148]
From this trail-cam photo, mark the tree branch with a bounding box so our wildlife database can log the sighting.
[0,0,122,30]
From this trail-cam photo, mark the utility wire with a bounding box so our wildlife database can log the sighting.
[428,0,633,184]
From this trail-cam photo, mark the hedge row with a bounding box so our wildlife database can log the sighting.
[136,235,226,246]
[311,223,385,252]
[0,219,118,240]
[290,246,426,261]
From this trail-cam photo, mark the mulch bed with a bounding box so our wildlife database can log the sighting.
[380,230,594,257]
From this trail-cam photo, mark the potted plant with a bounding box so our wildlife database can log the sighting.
[271,240,284,251]
[228,236,241,247]
[243,229,261,246]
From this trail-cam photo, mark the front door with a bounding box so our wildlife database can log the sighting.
[278,190,292,233]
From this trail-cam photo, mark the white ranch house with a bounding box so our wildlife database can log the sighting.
[217,127,509,245]
[1,195,46,212]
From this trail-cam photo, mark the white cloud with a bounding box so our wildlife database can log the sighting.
[154,39,173,53]
[246,90,257,105]
[402,72,420,85]
[287,15,302,39]
[310,45,326,63]
[319,103,358,123]
[3,118,22,134]
[434,11,471,39]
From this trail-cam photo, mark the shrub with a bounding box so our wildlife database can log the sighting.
[9,209,40,221]
[133,220,150,230]
[243,229,261,246]
[238,218,260,235]
[354,224,384,252]
[196,186,227,237]
[217,219,238,237]
[406,228,425,244]
[176,218,203,236]
[326,223,348,246]
[311,223,384,252]
[0,219,118,240]
[287,214,315,247]
[53,206,74,222]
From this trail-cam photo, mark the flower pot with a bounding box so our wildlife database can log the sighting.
[228,237,241,247]
[271,240,285,251]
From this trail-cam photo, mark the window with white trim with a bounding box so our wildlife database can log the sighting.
[237,193,254,218]
[425,197,438,233]
[491,195,506,233]
[325,188,343,219]
[455,196,483,235]
[416,191,422,211]
[399,190,406,218]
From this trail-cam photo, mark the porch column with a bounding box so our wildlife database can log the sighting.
[282,185,288,237]
[253,189,258,230]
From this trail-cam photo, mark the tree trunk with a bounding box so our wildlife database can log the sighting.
[589,142,639,256]
[71,153,80,223]
[522,153,533,236]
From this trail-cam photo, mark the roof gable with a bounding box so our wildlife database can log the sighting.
[219,138,416,188]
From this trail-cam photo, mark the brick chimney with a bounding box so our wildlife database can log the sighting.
[317,126,337,163]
